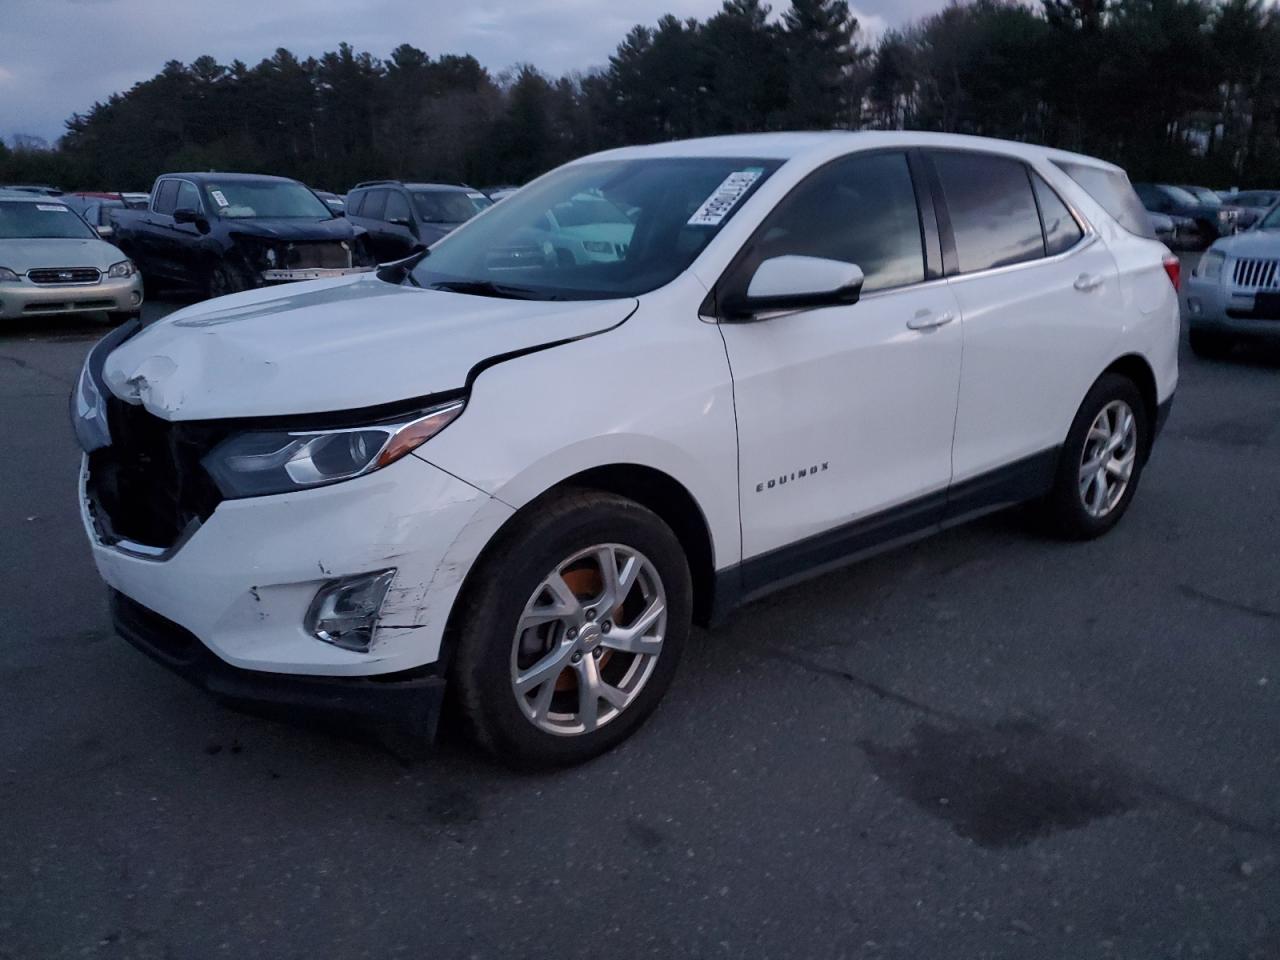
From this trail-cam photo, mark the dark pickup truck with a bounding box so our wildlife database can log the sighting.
[111,172,376,298]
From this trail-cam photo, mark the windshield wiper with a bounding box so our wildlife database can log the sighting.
[426,280,549,300]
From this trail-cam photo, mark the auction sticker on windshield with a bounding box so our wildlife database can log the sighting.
[37,204,69,212]
[211,190,229,207]
[687,169,761,227]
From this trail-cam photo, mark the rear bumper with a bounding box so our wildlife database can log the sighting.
[112,589,446,737]
[0,274,143,317]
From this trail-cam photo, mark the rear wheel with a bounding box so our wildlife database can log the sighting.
[451,490,691,768]
[1189,327,1232,359]
[1039,373,1148,540]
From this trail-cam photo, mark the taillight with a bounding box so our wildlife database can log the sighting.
[1162,254,1181,291]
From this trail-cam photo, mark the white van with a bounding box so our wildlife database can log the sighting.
[73,132,1180,766]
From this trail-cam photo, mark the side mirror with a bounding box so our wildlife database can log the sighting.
[722,255,865,319]
[173,207,200,224]
[96,225,114,239]
[388,216,413,229]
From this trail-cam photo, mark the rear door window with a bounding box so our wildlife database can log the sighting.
[932,152,1044,274]
[1058,162,1155,239]
[153,180,179,216]
[1031,174,1084,255]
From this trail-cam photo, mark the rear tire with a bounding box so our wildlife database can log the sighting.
[1039,373,1148,541]
[451,489,692,769]
[1189,328,1232,359]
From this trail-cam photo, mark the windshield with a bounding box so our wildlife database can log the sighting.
[1162,185,1202,206]
[0,200,97,239]
[413,191,484,224]
[409,156,780,300]
[1184,187,1221,206]
[203,181,333,219]
[1259,206,1280,230]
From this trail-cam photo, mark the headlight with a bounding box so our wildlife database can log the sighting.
[0,267,19,281]
[582,240,613,254]
[1196,250,1225,281]
[202,399,464,497]
[70,363,112,453]
[106,260,135,279]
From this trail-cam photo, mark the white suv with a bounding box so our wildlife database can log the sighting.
[74,132,1180,767]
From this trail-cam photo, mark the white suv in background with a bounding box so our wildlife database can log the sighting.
[74,132,1180,767]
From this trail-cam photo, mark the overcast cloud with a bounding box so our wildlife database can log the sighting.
[0,0,945,145]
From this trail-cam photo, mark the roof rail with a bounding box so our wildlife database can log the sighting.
[351,179,402,189]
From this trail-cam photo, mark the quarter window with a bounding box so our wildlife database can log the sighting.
[153,180,179,216]
[933,152,1044,274]
[1031,173,1083,255]
[745,151,925,294]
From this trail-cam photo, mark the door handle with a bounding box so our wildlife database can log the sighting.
[1074,273,1104,292]
[906,309,955,331]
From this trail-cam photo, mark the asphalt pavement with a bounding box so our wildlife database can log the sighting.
[1,287,1278,959]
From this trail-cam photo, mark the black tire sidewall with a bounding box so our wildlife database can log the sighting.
[453,492,692,768]
[1048,373,1149,540]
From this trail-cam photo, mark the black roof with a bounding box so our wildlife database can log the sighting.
[161,172,302,185]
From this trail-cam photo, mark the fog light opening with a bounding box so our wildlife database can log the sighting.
[305,569,397,652]
[130,291,142,306]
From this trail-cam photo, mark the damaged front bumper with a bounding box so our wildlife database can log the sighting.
[112,589,447,737]
[82,451,503,678]
[259,266,375,283]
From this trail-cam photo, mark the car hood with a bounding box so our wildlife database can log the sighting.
[1213,230,1280,257]
[222,217,363,242]
[101,272,636,421]
[0,236,125,272]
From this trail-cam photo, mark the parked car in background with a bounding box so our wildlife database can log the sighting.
[315,190,346,215]
[1133,182,1234,248]
[1184,201,1280,356]
[1218,189,1279,228]
[111,172,376,297]
[346,180,492,261]
[120,192,150,210]
[75,132,1178,767]
[1,184,64,197]
[1180,184,1257,231]
[1148,211,1177,245]
[0,193,142,323]
[62,194,129,239]
[483,185,521,201]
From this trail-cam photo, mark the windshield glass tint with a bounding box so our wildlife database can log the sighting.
[414,191,483,223]
[410,157,781,300]
[203,181,332,219]
[1260,206,1280,230]
[0,201,96,239]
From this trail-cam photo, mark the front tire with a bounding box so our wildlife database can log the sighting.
[1189,327,1232,359]
[205,262,250,300]
[1039,373,1148,541]
[451,490,692,768]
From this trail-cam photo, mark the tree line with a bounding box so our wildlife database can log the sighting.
[2,0,1278,193]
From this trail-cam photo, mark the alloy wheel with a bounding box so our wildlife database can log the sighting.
[1078,399,1138,518]
[509,543,667,736]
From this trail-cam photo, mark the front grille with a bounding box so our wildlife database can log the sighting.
[86,398,225,550]
[1232,258,1280,290]
[29,267,100,285]
[283,242,351,269]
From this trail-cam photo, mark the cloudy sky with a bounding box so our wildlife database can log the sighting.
[1,0,946,145]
